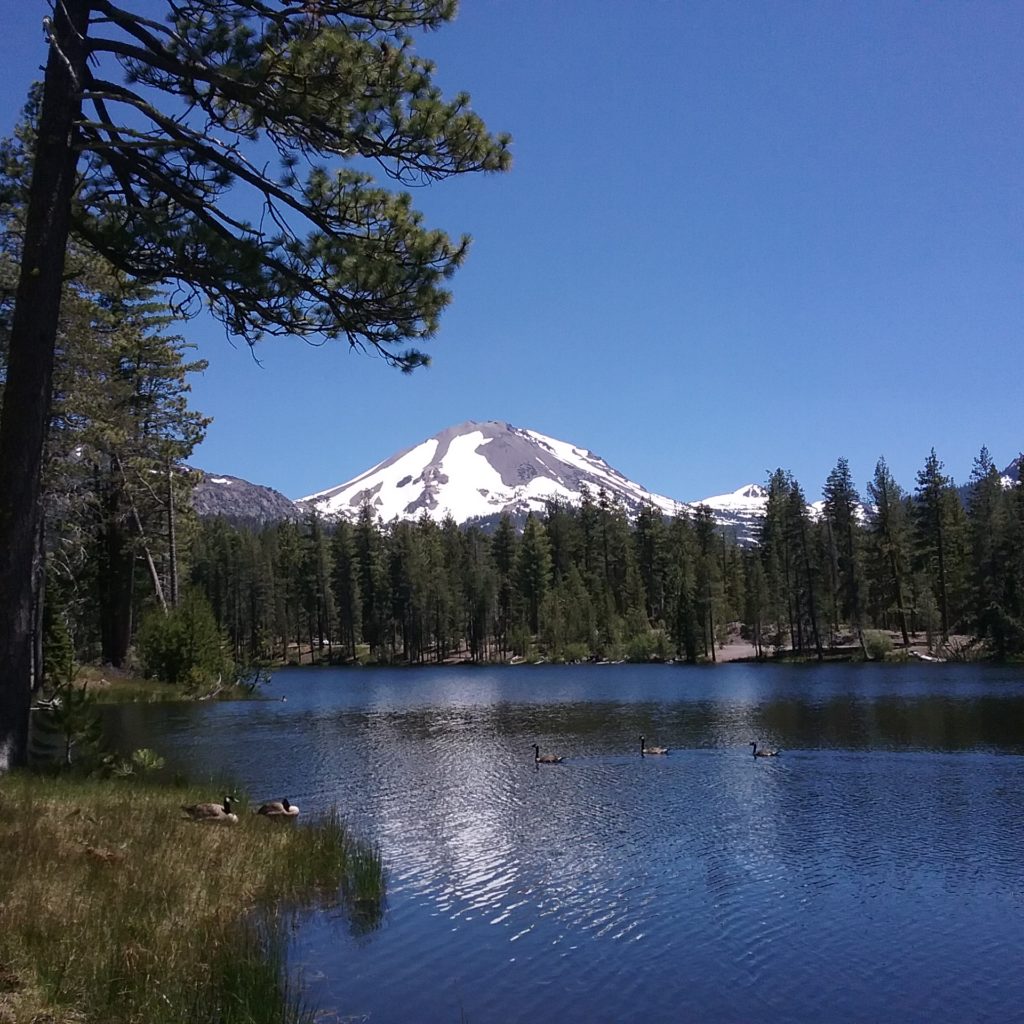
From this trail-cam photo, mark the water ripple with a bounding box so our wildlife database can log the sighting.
[103,663,1024,1024]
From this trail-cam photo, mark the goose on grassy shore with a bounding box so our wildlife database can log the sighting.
[182,796,239,824]
[256,797,300,818]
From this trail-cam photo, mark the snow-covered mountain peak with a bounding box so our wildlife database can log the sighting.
[300,420,685,524]
[689,483,770,543]
[698,483,768,509]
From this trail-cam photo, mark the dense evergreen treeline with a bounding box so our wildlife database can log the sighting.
[2,108,210,691]
[0,0,512,767]
[4,229,1018,674]
[185,450,1024,669]
[5,151,1021,675]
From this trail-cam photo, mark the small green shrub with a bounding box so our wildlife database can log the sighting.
[561,642,591,663]
[863,630,893,660]
[105,747,167,778]
[136,590,233,690]
[624,634,649,662]
[30,682,103,768]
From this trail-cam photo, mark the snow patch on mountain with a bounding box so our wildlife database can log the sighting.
[689,484,770,544]
[696,483,767,512]
[300,420,686,524]
[196,422,913,544]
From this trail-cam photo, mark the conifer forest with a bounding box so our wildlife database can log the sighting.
[23,287,1024,683]
[2,181,1021,682]
[175,444,1024,671]
[0,0,1020,707]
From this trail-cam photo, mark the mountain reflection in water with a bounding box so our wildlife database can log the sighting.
[103,663,1024,1023]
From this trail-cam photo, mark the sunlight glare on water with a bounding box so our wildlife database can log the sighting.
[105,663,1024,1023]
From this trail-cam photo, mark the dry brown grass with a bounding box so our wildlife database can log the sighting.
[73,664,255,704]
[0,776,383,1024]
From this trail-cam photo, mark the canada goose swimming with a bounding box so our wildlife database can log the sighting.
[533,744,564,764]
[182,796,239,824]
[256,797,300,817]
[750,741,779,758]
[640,735,668,756]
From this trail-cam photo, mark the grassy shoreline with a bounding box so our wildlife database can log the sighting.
[74,664,259,704]
[0,775,383,1024]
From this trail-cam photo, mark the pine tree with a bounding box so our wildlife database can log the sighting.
[759,469,793,651]
[913,449,965,640]
[330,518,362,661]
[822,457,867,654]
[693,506,723,661]
[516,514,552,637]
[742,549,769,658]
[665,514,699,662]
[86,298,209,664]
[491,514,517,659]
[990,453,1024,654]
[388,520,424,662]
[459,525,495,662]
[865,457,911,645]
[437,515,465,661]
[273,521,305,662]
[786,478,824,660]
[966,447,1005,640]
[3,113,209,676]
[354,504,390,661]
[543,498,583,584]
[300,511,334,661]
[634,502,669,627]
[0,0,511,767]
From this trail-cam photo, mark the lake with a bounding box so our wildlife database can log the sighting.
[105,663,1024,1023]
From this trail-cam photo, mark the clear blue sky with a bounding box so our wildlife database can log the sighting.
[2,1,1021,502]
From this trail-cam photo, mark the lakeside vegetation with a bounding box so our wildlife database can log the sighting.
[29,436,1024,708]
[0,774,384,1024]
[73,665,258,704]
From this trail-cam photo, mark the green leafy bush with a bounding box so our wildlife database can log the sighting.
[136,590,233,690]
[863,630,893,660]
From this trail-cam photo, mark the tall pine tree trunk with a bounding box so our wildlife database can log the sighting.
[798,519,824,661]
[98,491,135,667]
[707,591,716,663]
[888,548,911,646]
[825,518,840,642]
[166,460,179,608]
[31,515,46,692]
[935,519,950,641]
[115,454,167,613]
[0,0,91,771]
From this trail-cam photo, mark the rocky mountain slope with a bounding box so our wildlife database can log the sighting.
[191,471,299,526]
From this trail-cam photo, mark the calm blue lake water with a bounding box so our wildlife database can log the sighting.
[106,663,1024,1023]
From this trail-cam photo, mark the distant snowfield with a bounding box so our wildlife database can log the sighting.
[696,484,768,513]
[300,421,687,525]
